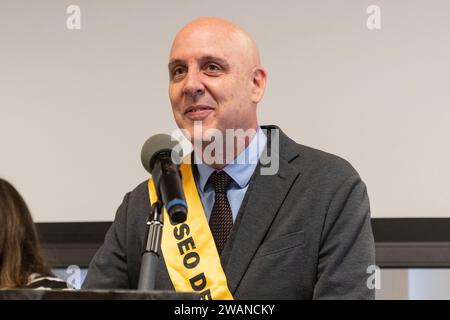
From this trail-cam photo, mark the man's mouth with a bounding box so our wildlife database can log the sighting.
[185,105,215,120]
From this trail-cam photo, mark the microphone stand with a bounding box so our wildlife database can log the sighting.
[137,200,164,291]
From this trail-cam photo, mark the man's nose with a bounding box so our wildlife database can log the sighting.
[182,69,205,98]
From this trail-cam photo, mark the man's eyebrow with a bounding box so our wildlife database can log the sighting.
[199,56,229,68]
[168,59,185,69]
[168,56,230,69]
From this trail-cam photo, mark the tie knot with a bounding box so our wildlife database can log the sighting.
[209,170,232,194]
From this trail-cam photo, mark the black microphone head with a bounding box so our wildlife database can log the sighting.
[168,205,188,224]
[141,134,182,174]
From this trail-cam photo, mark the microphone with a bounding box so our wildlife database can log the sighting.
[141,134,187,224]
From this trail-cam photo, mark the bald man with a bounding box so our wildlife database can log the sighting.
[83,17,375,300]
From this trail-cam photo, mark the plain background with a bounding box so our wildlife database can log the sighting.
[1,0,449,222]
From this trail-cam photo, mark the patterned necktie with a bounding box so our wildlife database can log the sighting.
[209,170,233,255]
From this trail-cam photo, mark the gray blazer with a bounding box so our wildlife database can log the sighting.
[83,125,375,299]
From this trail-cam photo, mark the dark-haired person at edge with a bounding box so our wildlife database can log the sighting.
[0,178,68,290]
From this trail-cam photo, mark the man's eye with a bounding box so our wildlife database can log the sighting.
[172,67,186,77]
[205,63,221,72]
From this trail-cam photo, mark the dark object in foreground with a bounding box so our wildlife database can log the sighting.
[0,289,199,300]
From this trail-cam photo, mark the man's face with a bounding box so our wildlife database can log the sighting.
[168,25,258,143]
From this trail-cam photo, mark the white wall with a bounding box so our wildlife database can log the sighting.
[375,269,450,300]
[1,0,449,222]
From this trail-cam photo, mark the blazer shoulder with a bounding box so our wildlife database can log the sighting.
[119,180,152,222]
[127,179,151,203]
[292,142,361,183]
[274,126,360,182]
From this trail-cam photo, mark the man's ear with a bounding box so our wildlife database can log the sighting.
[251,67,267,104]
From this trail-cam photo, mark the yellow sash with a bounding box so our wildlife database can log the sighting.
[147,160,233,300]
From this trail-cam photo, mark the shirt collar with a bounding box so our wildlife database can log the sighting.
[195,127,267,192]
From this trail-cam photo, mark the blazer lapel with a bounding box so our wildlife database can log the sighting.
[223,126,301,294]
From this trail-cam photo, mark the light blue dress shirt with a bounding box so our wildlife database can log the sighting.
[193,127,267,222]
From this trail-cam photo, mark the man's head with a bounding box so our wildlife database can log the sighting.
[168,17,267,146]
